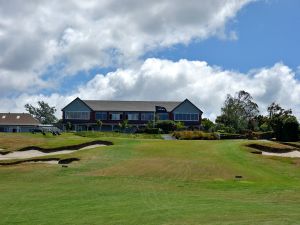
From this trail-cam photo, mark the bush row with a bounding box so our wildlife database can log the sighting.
[172,131,274,140]
[173,131,220,140]
[219,133,246,139]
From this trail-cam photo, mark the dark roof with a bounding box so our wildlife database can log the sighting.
[0,113,40,126]
[83,100,181,112]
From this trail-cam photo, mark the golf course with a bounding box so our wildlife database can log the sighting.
[1,132,300,225]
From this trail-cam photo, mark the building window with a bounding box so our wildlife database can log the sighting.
[95,112,107,120]
[174,113,198,121]
[65,111,90,120]
[110,113,122,120]
[126,113,139,121]
[141,112,154,121]
[157,113,169,120]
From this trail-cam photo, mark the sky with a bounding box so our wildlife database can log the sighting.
[0,0,300,120]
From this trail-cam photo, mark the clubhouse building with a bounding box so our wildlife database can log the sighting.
[62,98,203,131]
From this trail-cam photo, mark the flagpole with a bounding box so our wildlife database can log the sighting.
[153,110,155,128]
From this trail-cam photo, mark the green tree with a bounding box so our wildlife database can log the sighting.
[267,102,298,141]
[216,90,259,133]
[25,101,57,124]
[96,120,103,131]
[201,118,215,132]
[282,116,299,141]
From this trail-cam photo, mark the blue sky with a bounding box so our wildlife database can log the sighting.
[1,0,300,118]
[146,0,300,73]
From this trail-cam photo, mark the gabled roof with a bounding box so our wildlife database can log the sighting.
[0,113,40,126]
[62,97,203,113]
[171,99,203,114]
[61,97,93,111]
[83,100,181,112]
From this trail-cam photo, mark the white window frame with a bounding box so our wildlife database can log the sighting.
[174,113,199,121]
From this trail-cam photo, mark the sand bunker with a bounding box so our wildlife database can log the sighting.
[25,160,60,165]
[0,144,105,161]
[261,151,300,158]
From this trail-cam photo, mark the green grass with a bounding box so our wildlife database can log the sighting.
[1,133,300,224]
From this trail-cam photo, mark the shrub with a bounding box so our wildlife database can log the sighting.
[175,121,185,131]
[259,122,271,132]
[144,128,161,134]
[173,131,219,140]
[156,120,177,133]
[219,133,246,139]
[215,124,236,134]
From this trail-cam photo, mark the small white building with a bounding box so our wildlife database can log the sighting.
[0,113,40,132]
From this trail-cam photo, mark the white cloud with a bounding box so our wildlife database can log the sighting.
[0,0,252,95]
[2,58,300,121]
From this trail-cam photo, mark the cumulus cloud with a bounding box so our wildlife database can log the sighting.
[0,0,252,96]
[2,58,300,120]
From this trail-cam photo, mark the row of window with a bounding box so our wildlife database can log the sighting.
[66,111,198,121]
[174,113,198,121]
[96,112,155,121]
[65,111,90,120]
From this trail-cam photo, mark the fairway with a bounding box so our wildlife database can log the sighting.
[1,133,300,224]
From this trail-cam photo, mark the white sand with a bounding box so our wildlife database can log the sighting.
[0,144,105,161]
[25,160,59,165]
[80,144,105,150]
[262,151,300,158]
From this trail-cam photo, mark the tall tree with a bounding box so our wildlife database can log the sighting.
[216,90,259,133]
[25,101,57,124]
[267,102,298,141]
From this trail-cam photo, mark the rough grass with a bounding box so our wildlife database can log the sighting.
[1,134,300,224]
[75,131,162,139]
[0,132,96,151]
